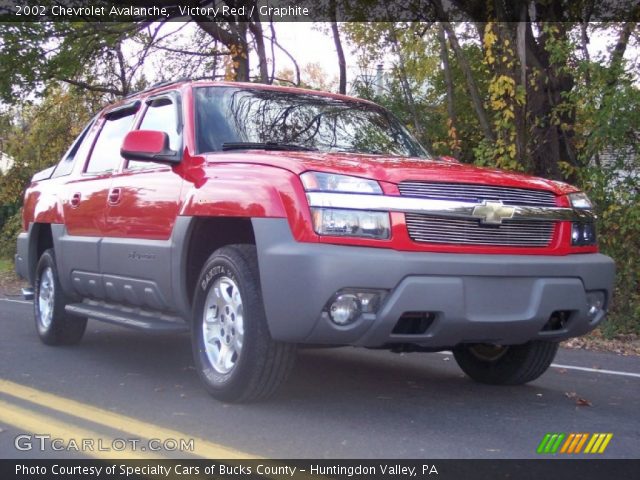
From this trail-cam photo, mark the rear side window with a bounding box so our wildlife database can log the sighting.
[85,112,136,174]
[52,117,96,178]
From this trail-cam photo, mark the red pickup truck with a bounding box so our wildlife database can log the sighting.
[15,80,615,402]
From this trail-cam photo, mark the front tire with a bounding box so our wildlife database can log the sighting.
[191,245,296,402]
[34,249,87,345]
[453,341,558,385]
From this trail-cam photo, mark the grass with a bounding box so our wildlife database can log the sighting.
[0,257,13,273]
[0,257,23,297]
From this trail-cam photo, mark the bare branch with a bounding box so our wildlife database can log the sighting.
[152,45,228,57]
[60,78,123,96]
[264,32,301,86]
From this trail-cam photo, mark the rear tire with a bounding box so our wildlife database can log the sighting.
[34,249,87,345]
[191,245,296,402]
[453,341,558,385]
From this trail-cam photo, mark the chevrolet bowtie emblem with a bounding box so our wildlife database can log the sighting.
[472,200,516,225]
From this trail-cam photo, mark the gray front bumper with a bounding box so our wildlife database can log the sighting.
[15,231,30,283]
[253,219,615,348]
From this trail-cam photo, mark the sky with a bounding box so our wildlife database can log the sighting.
[140,22,365,90]
[270,23,357,79]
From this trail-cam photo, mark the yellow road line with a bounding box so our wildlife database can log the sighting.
[0,379,257,459]
[0,399,161,460]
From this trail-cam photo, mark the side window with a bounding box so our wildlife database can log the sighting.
[85,112,136,174]
[52,117,96,178]
[128,97,180,170]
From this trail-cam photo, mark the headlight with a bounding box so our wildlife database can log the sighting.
[300,171,382,194]
[301,172,389,239]
[568,192,593,209]
[311,208,390,239]
[567,192,596,246]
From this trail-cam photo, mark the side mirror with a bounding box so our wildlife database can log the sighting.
[120,130,181,164]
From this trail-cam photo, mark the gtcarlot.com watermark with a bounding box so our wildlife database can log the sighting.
[15,434,195,453]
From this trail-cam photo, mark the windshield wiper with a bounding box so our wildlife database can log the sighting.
[222,142,317,152]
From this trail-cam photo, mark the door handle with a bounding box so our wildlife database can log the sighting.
[70,193,81,207]
[108,187,122,205]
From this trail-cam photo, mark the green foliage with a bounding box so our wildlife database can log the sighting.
[0,21,138,102]
[346,23,492,162]
[0,210,22,259]
[0,85,101,206]
[0,257,13,273]
[579,163,640,336]
[572,75,640,335]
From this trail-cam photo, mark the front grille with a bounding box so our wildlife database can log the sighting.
[398,181,557,207]
[399,181,557,247]
[405,214,554,246]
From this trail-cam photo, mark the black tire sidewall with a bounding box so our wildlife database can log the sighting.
[34,249,70,343]
[454,341,558,385]
[191,247,266,400]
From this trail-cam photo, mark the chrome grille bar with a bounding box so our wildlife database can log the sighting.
[406,214,553,247]
[398,181,557,206]
[305,192,593,223]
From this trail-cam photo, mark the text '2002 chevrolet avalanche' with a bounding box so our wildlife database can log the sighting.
[16,80,615,402]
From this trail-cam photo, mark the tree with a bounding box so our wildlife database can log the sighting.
[0,1,280,104]
[450,1,637,178]
[344,22,442,148]
[0,86,101,205]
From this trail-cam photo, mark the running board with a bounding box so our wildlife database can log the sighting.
[65,300,188,332]
[22,288,35,301]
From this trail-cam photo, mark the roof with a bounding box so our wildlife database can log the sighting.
[105,79,377,113]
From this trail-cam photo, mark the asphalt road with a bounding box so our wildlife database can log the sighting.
[0,297,639,460]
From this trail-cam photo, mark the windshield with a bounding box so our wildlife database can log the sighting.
[194,86,430,158]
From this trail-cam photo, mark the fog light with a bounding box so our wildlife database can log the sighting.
[326,289,387,325]
[329,294,361,325]
[586,291,605,318]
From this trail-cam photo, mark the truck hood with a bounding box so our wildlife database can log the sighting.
[204,150,578,195]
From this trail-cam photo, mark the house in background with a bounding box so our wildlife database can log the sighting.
[350,64,390,97]
[0,151,13,174]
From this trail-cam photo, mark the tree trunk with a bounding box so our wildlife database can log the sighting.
[115,45,129,96]
[330,21,347,94]
[579,4,593,87]
[233,22,250,81]
[249,19,269,83]
[609,22,635,81]
[388,24,426,145]
[441,21,495,142]
[437,24,458,156]
[196,20,249,81]
[524,23,576,179]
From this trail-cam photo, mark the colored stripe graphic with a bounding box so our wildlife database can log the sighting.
[539,433,613,454]
[537,433,552,453]
[560,434,575,453]
[550,433,565,453]
[585,433,614,454]
[574,433,589,453]
[566,433,588,453]
[537,433,565,454]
